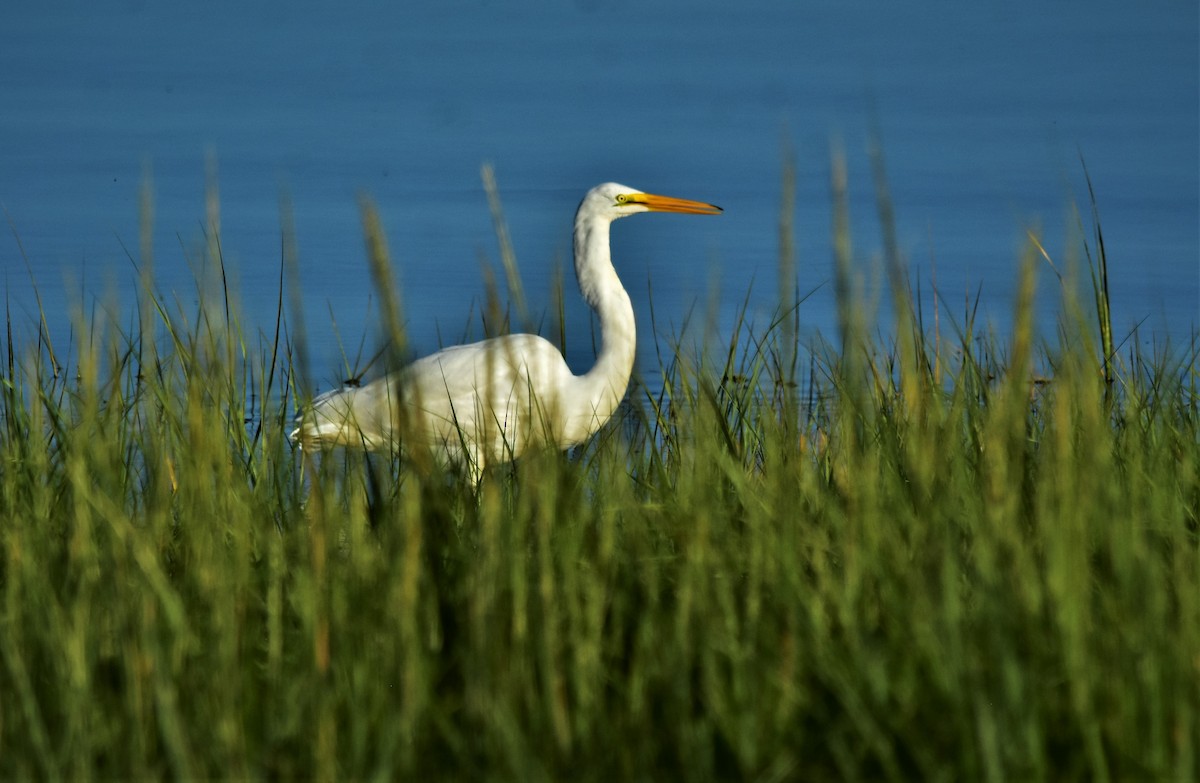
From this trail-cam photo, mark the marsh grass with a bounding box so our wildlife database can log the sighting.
[1,165,1197,781]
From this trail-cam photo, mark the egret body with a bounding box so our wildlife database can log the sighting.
[292,182,721,480]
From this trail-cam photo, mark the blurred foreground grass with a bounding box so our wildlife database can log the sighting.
[1,163,1197,781]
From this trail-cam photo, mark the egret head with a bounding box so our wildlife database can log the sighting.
[579,182,722,223]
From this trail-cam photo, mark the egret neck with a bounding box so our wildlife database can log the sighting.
[573,216,636,422]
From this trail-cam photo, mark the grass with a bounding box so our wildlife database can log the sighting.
[1,161,1198,781]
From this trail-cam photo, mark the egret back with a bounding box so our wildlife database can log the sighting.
[293,333,625,473]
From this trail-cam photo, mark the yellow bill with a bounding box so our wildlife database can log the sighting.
[628,192,723,215]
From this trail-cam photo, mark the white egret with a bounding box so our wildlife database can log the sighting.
[291,182,721,481]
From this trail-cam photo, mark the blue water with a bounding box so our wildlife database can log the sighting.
[2,1,1196,391]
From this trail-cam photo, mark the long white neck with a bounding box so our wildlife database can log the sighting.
[573,216,636,419]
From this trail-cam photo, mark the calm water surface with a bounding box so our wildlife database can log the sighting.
[2,1,1196,391]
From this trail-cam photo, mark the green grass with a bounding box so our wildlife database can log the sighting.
[1,165,1197,782]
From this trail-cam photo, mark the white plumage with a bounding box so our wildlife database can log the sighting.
[291,182,721,481]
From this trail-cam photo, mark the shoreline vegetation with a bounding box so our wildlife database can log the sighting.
[1,159,1197,780]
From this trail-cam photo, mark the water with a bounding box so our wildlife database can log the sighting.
[2,1,1196,393]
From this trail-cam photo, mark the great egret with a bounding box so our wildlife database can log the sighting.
[291,182,721,481]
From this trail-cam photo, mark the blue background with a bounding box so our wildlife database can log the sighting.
[2,1,1196,388]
